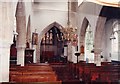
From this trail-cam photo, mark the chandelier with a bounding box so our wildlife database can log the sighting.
[60,0,78,46]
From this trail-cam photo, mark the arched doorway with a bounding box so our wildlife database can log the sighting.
[40,24,66,63]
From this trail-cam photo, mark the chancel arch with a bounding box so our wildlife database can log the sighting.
[39,22,67,63]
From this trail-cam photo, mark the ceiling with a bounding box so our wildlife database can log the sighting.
[93,0,120,7]
[79,0,120,7]
[100,6,120,20]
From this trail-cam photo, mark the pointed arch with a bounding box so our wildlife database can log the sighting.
[94,17,106,53]
[39,22,65,63]
[39,22,64,43]
[79,17,89,47]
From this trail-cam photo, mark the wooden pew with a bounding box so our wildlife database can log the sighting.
[69,61,120,83]
[90,64,120,83]
[10,65,53,72]
[2,81,62,84]
[12,74,57,82]
[50,63,77,81]
[10,64,59,83]
[10,73,58,82]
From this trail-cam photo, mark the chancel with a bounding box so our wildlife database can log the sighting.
[0,0,120,83]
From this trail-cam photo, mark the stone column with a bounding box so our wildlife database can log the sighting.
[16,1,26,66]
[72,47,77,63]
[64,45,68,57]
[118,24,120,61]
[35,35,40,63]
[33,45,37,63]
[94,49,102,66]
[70,0,78,63]
[0,44,11,82]
[94,17,106,66]
[0,2,14,82]
[67,43,72,62]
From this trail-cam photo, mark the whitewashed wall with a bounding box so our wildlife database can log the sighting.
[32,2,68,33]
[32,2,67,62]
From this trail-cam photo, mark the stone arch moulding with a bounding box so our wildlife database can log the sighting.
[38,21,64,60]
[94,16,106,54]
[39,21,64,44]
[79,17,89,51]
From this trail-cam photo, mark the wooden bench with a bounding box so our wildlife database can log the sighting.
[69,61,120,83]
[10,64,59,83]
[10,65,53,72]
[11,74,57,82]
[2,81,62,84]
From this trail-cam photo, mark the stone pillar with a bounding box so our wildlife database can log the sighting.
[94,49,102,66]
[33,45,37,63]
[94,17,106,66]
[79,53,84,61]
[72,46,77,63]
[36,35,40,63]
[70,0,78,63]
[17,47,25,66]
[16,1,26,66]
[64,45,68,57]
[67,43,72,62]
[118,24,120,61]
[16,16,26,66]
[65,42,74,62]
[0,2,14,82]
[0,43,11,82]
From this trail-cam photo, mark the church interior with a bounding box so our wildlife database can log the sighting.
[0,0,120,83]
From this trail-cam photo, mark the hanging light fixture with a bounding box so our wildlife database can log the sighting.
[60,0,78,45]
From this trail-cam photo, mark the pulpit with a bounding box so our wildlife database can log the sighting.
[25,48,34,64]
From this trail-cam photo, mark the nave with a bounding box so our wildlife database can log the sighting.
[1,0,120,83]
[2,61,120,84]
